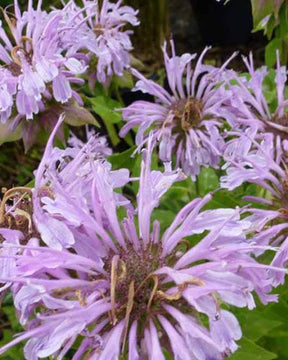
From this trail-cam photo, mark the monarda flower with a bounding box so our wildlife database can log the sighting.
[0,121,284,359]
[226,53,288,141]
[120,40,236,179]
[61,0,139,85]
[221,54,288,190]
[0,0,90,147]
[0,122,112,291]
[221,131,288,285]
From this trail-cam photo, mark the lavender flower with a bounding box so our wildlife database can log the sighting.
[0,0,88,146]
[67,127,112,160]
[214,53,288,286]
[120,40,236,179]
[61,0,139,85]
[222,128,288,282]
[221,53,288,198]
[226,53,288,141]
[0,120,284,359]
[220,53,288,220]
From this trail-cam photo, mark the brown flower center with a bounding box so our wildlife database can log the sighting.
[106,244,165,324]
[93,24,104,37]
[264,113,288,139]
[171,97,204,132]
[0,186,38,240]
[274,113,288,127]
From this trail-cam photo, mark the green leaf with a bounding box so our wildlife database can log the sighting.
[0,122,22,145]
[251,0,274,27]
[274,0,286,17]
[0,300,25,359]
[279,3,288,37]
[63,105,99,127]
[90,96,123,146]
[163,348,173,360]
[25,179,35,188]
[265,38,282,67]
[152,208,177,229]
[253,13,272,33]
[229,337,277,360]
[236,309,282,342]
[0,329,25,360]
[90,96,122,124]
[109,147,136,170]
[197,167,219,197]
[266,13,277,39]
[112,71,134,89]
[262,69,278,106]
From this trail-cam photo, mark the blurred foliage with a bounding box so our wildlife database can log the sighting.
[251,0,288,66]
[124,0,169,65]
[0,294,25,360]
[0,142,41,188]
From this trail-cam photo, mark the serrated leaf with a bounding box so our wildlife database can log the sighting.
[230,337,277,360]
[236,309,282,342]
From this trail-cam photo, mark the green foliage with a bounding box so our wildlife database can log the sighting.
[0,296,25,360]
[229,337,277,360]
[90,95,122,146]
[251,0,283,29]
[88,69,136,147]
[252,0,288,66]
[0,123,22,146]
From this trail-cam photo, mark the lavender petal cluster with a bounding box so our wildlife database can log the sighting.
[60,0,139,85]
[0,119,285,359]
[221,52,288,171]
[220,55,288,285]
[1,1,288,358]
[222,130,288,285]
[120,40,237,180]
[0,0,87,126]
[227,53,288,139]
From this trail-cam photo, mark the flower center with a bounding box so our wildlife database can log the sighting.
[274,113,288,127]
[93,24,104,37]
[0,187,35,238]
[172,97,204,132]
[107,244,165,324]
[264,113,288,139]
